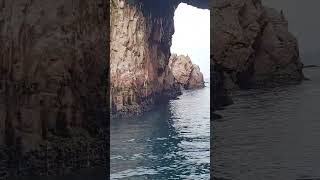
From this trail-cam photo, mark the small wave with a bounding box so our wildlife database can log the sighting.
[111,167,158,179]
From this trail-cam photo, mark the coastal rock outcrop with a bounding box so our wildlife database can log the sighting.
[110,0,208,116]
[169,54,205,89]
[213,0,304,90]
[0,0,108,177]
[110,0,182,116]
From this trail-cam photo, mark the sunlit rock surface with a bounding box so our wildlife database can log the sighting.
[110,0,182,116]
[169,54,205,89]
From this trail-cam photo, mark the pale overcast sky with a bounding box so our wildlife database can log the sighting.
[262,0,320,64]
[170,3,210,79]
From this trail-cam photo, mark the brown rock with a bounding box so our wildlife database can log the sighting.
[110,0,209,116]
[169,54,205,89]
[0,0,108,176]
[213,0,304,90]
[110,0,181,116]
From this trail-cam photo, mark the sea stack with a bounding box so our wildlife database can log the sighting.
[169,54,205,89]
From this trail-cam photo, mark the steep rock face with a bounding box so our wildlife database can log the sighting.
[213,0,304,90]
[0,0,108,177]
[110,0,209,116]
[169,54,205,89]
[110,0,181,116]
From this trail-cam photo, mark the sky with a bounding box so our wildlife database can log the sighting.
[170,1,320,68]
[262,0,320,64]
[170,3,210,78]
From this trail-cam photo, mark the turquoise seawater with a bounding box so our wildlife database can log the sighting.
[111,85,210,179]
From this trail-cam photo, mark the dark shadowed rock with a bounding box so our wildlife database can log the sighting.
[212,113,222,120]
[213,0,304,90]
[0,0,108,177]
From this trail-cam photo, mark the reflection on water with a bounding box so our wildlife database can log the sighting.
[213,68,320,179]
[111,86,210,179]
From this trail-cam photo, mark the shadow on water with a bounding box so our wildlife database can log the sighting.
[213,67,320,179]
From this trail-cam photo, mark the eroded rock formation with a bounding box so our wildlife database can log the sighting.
[110,0,209,116]
[213,0,304,90]
[169,54,205,89]
[0,0,108,177]
[110,0,180,116]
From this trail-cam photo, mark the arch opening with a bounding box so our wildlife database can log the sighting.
[171,3,210,82]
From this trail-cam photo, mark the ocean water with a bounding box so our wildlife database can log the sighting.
[110,85,210,179]
[213,67,320,179]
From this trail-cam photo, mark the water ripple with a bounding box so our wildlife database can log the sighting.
[111,86,210,179]
[213,68,320,179]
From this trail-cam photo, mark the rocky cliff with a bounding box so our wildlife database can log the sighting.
[110,0,209,116]
[0,0,108,177]
[169,54,205,89]
[213,0,304,91]
[110,0,181,116]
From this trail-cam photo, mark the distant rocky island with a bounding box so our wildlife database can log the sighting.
[169,54,205,90]
[212,0,304,111]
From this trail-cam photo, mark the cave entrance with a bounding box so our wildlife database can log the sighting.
[171,3,210,81]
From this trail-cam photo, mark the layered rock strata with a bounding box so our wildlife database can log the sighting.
[213,0,304,91]
[169,54,205,89]
[0,0,108,178]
